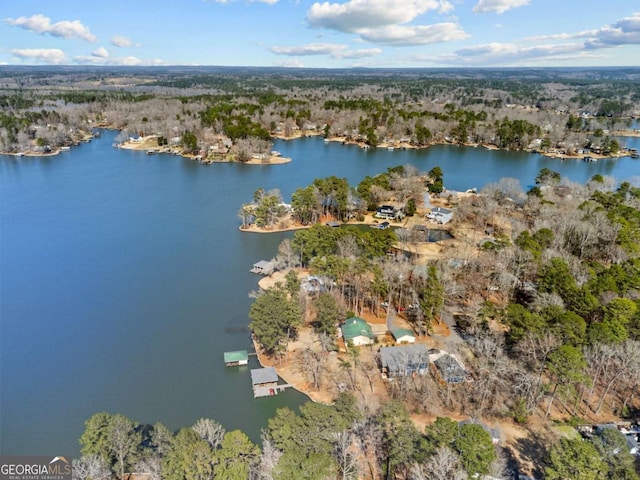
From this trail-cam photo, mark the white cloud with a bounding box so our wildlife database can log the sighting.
[92,47,109,58]
[359,22,468,46]
[5,14,96,42]
[454,42,581,61]
[307,0,452,32]
[425,12,640,66]
[472,0,529,14]
[306,0,463,47]
[274,59,305,68]
[73,55,166,66]
[585,12,640,48]
[525,13,640,48]
[270,43,344,56]
[524,30,597,42]
[11,48,67,64]
[334,47,382,58]
[269,42,382,59]
[111,35,133,47]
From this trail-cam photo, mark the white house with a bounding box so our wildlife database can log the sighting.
[427,207,453,224]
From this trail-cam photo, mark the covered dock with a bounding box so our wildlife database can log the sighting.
[224,350,249,367]
[250,260,274,275]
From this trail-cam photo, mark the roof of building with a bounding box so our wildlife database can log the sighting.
[380,344,429,371]
[341,317,374,340]
[377,205,396,212]
[434,353,467,383]
[391,328,416,340]
[251,367,278,385]
[224,350,249,363]
[253,260,273,269]
[431,207,452,214]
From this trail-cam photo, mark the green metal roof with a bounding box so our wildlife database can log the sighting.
[391,328,415,340]
[341,317,374,340]
[224,350,249,363]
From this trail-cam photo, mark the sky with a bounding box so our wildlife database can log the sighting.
[1,0,639,68]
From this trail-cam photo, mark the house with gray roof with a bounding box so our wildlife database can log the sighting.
[427,206,453,224]
[380,344,429,377]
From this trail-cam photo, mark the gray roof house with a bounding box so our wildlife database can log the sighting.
[431,351,468,384]
[380,344,429,377]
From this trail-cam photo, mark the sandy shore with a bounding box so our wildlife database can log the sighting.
[540,151,628,161]
[119,136,291,165]
[612,129,640,137]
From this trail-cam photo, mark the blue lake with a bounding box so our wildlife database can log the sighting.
[0,130,638,455]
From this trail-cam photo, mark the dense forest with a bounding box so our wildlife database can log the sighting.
[0,66,638,159]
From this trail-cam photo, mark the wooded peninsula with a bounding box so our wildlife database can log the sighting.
[3,66,638,480]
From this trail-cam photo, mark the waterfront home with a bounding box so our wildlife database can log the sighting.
[224,350,249,367]
[427,206,453,224]
[341,317,375,346]
[380,344,429,377]
[250,367,279,397]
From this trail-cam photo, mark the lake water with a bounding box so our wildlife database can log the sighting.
[1,130,638,455]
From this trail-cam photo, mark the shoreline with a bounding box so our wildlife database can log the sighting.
[277,132,638,161]
[117,136,292,165]
[4,124,637,162]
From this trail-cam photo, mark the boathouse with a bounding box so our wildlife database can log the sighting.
[224,350,249,367]
[250,260,274,275]
[250,367,279,397]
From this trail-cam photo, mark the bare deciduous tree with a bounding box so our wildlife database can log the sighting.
[410,446,467,480]
[193,418,225,450]
[72,455,111,480]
